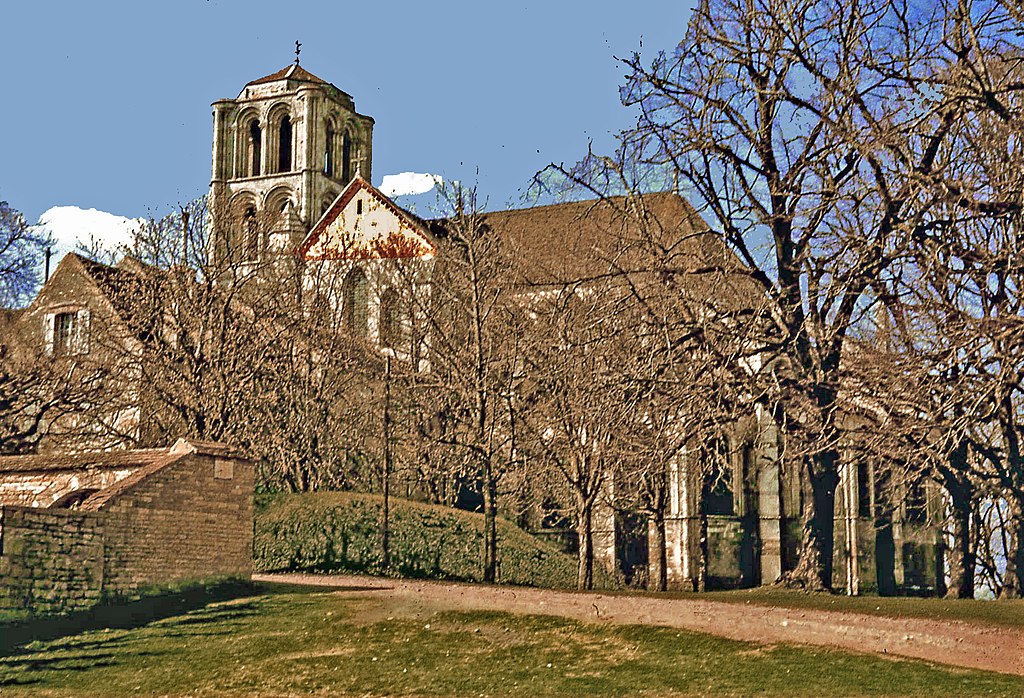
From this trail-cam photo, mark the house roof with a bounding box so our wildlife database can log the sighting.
[0,447,171,474]
[427,192,763,308]
[73,254,150,321]
[79,438,244,511]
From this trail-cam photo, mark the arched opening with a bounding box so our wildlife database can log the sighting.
[324,122,335,176]
[379,287,401,348]
[244,206,259,259]
[342,267,368,337]
[342,131,353,182]
[50,488,100,509]
[278,115,292,172]
[248,119,262,176]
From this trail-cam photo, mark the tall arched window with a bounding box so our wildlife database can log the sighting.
[324,123,334,176]
[342,267,368,337]
[248,120,262,176]
[278,115,292,172]
[379,287,401,348]
[342,132,353,182]
[243,206,259,259]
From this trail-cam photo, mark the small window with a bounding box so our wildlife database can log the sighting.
[54,312,76,356]
[357,199,363,215]
[46,309,89,356]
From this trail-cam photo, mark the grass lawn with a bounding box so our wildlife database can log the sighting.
[0,583,1021,697]
[647,587,1024,629]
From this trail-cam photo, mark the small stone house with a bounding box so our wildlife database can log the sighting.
[0,438,253,614]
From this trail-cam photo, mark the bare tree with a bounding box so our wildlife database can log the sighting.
[605,0,1024,591]
[404,182,525,583]
[0,201,49,309]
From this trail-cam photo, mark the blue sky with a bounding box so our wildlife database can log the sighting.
[1,1,694,228]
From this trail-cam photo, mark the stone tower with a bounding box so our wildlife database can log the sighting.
[209,60,374,259]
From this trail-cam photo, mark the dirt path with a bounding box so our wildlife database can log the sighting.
[255,572,1023,676]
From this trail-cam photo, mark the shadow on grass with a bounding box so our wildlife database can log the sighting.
[0,578,259,657]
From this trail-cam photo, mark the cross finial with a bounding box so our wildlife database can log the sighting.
[294,40,301,65]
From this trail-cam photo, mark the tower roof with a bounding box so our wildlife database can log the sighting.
[246,64,334,88]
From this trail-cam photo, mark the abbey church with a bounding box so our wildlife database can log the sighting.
[0,60,946,597]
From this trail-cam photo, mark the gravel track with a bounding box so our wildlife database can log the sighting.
[254,572,1024,676]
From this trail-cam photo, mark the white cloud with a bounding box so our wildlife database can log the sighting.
[33,206,143,262]
[378,172,442,198]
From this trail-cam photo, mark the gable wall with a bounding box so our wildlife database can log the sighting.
[4,258,141,450]
[100,452,254,594]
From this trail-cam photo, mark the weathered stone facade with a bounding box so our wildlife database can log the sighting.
[0,439,253,614]
[1,252,150,451]
[210,62,374,259]
[0,506,105,614]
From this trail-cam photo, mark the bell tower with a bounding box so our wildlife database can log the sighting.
[210,55,374,260]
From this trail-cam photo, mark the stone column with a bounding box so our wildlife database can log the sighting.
[755,405,783,584]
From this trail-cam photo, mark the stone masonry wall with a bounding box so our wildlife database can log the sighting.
[0,506,104,614]
[100,452,253,596]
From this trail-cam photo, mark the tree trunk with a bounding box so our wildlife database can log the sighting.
[1000,495,1024,599]
[945,484,975,600]
[381,357,392,573]
[482,463,498,583]
[787,450,839,591]
[652,510,668,592]
[697,489,709,593]
[577,502,594,590]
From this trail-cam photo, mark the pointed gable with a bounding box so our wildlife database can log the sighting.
[298,177,436,261]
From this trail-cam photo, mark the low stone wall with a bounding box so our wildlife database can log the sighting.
[0,440,253,615]
[0,506,105,614]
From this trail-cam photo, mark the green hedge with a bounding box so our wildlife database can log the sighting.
[254,492,617,589]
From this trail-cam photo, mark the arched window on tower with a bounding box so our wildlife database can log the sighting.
[248,120,262,176]
[379,287,401,349]
[342,131,353,183]
[278,115,292,172]
[324,123,334,176]
[342,267,368,337]
[243,206,259,259]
